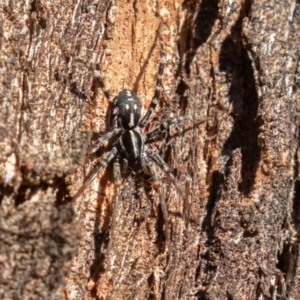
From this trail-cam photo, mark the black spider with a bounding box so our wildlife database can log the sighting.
[73,50,192,219]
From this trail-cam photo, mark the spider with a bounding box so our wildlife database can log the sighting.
[73,49,192,219]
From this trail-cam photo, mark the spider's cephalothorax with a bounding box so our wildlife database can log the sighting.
[73,51,193,219]
[115,90,141,130]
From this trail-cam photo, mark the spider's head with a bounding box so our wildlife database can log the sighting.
[116,89,142,130]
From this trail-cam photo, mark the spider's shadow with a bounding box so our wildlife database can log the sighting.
[54,69,88,100]
[89,162,168,284]
[89,166,112,287]
[135,171,167,249]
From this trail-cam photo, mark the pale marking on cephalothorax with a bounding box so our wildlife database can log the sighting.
[129,113,135,128]
[125,104,130,110]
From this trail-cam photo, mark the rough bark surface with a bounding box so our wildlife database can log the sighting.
[0,0,299,299]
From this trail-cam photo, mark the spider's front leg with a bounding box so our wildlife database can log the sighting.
[139,52,166,128]
[93,68,124,130]
[93,70,114,104]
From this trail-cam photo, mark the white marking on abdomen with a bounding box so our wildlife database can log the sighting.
[130,131,138,158]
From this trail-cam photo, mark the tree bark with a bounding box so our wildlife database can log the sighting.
[0,0,299,299]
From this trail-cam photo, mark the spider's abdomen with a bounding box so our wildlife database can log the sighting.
[118,130,143,167]
[116,90,142,130]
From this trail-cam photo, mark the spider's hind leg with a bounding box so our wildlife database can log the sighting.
[141,157,168,221]
[91,128,123,155]
[73,147,118,200]
[147,149,186,199]
[145,115,193,141]
[141,156,170,244]
[113,156,122,209]
[107,155,122,250]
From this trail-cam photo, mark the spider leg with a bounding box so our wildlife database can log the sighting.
[73,60,117,128]
[92,128,123,154]
[72,58,113,103]
[141,157,168,221]
[93,70,119,129]
[147,149,186,198]
[145,115,193,141]
[110,156,121,236]
[121,158,129,177]
[93,70,114,104]
[73,147,118,200]
[139,52,165,128]
[113,156,121,208]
